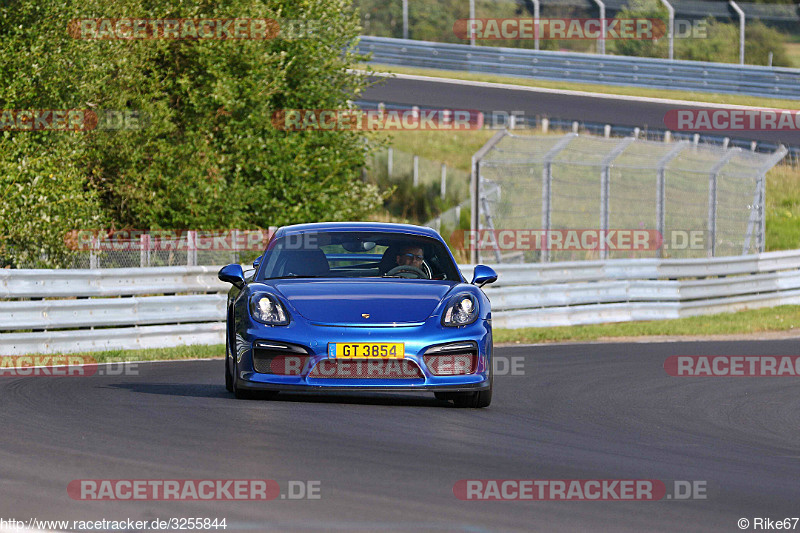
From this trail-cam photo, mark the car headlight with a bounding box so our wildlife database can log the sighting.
[249,293,289,325]
[442,293,479,327]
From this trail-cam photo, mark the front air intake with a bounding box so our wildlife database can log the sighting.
[252,341,310,375]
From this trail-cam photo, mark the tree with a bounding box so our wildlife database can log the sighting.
[0,0,383,267]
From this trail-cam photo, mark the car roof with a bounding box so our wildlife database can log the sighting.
[276,222,443,240]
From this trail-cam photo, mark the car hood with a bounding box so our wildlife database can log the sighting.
[270,279,457,325]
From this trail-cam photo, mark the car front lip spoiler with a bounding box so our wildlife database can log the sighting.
[236,380,490,393]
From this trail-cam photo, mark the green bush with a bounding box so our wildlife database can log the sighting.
[0,0,382,267]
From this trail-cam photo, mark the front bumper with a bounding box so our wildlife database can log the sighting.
[233,318,492,393]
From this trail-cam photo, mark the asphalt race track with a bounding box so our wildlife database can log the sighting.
[363,75,800,148]
[1,340,799,532]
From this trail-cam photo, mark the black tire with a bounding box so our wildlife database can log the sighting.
[225,342,233,393]
[452,371,493,408]
[451,388,492,408]
[231,357,252,399]
[232,355,279,400]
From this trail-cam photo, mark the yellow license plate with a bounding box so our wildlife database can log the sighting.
[328,343,405,359]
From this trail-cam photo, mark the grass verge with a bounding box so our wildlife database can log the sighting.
[786,43,800,68]
[365,63,800,110]
[71,344,224,364]
[494,305,800,344]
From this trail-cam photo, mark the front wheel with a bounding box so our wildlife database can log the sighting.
[451,371,493,408]
[225,340,233,393]
[451,388,492,408]
[232,357,279,400]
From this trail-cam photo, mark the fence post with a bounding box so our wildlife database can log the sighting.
[599,137,635,260]
[387,147,393,178]
[660,0,675,60]
[140,233,150,267]
[743,145,787,254]
[541,118,549,134]
[402,0,408,39]
[440,163,447,199]
[413,155,419,187]
[656,141,689,258]
[759,171,766,253]
[592,0,606,54]
[729,0,745,64]
[707,149,739,257]
[89,236,98,269]
[187,230,197,266]
[471,130,508,264]
[541,133,578,263]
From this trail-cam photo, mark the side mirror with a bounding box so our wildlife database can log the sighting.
[252,255,263,269]
[471,265,498,288]
[218,264,245,289]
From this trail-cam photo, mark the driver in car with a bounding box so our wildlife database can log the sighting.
[382,245,430,279]
[396,245,424,269]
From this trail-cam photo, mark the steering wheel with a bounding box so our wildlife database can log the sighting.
[385,265,429,279]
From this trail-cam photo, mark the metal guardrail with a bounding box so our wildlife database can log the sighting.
[1,249,799,354]
[358,36,800,99]
[0,323,226,356]
[0,265,225,298]
[0,266,229,355]
[468,249,800,328]
[1,294,226,330]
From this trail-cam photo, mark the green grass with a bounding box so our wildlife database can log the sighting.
[67,344,224,364]
[766,164,800,251]
[786,43,800,68]
[494,305,800,344]
[365,63,800,110]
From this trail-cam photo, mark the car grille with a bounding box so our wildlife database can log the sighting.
[309,359,424,379]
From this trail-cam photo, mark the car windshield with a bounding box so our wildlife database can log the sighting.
[258,231,461,281]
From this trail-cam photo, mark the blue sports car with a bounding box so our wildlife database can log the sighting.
[218,222,498,408]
